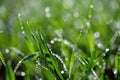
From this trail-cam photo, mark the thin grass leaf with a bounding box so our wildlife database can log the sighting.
[18,13,23,29]
[68,53,75,79]
[41,66,56,80]
[0,51,6,67]
[11,47,24,58]
[38,28,64,80]
[24,35,35,53]
[88,4,94,19]
[14,54,36,73]
[6,65,15,80]
[88,29,95,56]
[31,32,41,51]
[115,54,119,73]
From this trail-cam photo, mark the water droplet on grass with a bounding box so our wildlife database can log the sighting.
[21,72,25,76]
[90,5,94,8]
[94,32,100,38]
[45,7,51,18]
[113,69,117,75]
[50,40,54,44]
[105,48,109,52]
[61,70,64,74]
[86,21,90,27]
[18,13,21,17]
[22,31,25,34]
[5,49,9,53]
[45,7,50,12]
[21,27,24,30]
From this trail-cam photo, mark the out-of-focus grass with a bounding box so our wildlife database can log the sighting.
[0,0,120,80]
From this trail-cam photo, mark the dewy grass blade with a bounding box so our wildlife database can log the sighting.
[0,51,6,67]
[18,14,35,53]
[11,47,24,58]
[38,28,64,80]
[14,54,36,73]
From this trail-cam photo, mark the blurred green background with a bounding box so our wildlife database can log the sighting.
[0,0,120,80]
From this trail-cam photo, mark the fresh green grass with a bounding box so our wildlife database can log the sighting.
[0,0,120,80]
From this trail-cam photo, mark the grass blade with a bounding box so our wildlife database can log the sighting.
[68,53,75,79]
[6,65,15,80]
[41,66,56,80]
[38,28,64,80]
[0,51,6,67]
[14,54,36,73]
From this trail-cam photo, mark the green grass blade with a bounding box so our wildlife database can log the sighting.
[14,54,36,73]
[6,65,15,80]
[88,29,95,56]
[41,66,56,80]
[11,47,24,58]
[68,53,75,79]
[24,35,35,53]
[38,28,64,80]
[0,51,6,67]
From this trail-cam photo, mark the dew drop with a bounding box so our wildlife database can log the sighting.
[61,70,64,74]
[45,7,50,12]
[50,40,54,44]
[5,49,9,53]
[21,27,24,30]
[21,72,25,76]
[94,32,100,38]
[90,5,94,8]
[114,69,117,75]
[86,21,90,27]
[18,13,21,17]
[22,31,25,34]
[39,78,43,80]
[105,48,109,52]
[45,7,51,18]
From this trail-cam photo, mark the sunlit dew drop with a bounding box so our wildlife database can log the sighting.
[86,21,90,28]
[90,5,94,8]
[45,7,51,18]
[5,49,9,53]
[21,27,24,30]
[114,69,117,75]
[50,40,54,44]
[94,32,100,38]
[18,13,21,17]
[105,48,110,52]
[45,7,50,12]
[61,70,64,74]
[97,42,104,49]
[39,78,43,80]
[21,72,25,76]
[22,31,25,35]
[63,40,69,45]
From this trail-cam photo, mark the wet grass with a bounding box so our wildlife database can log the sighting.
[0,0,120,80]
